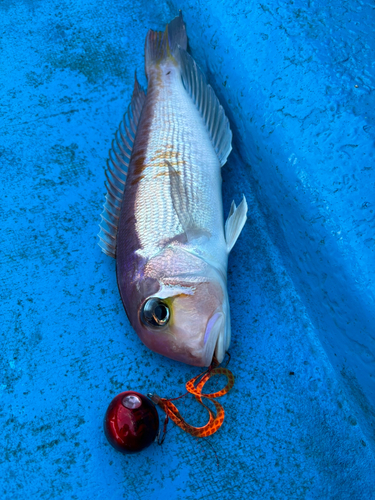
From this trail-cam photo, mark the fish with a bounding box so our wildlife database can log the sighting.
[98,12,247,367]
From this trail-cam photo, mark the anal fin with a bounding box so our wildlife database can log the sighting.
[225,195,248,252]
[98,75,146,258]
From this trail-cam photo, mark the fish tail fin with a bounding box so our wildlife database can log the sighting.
[145,11,187,77]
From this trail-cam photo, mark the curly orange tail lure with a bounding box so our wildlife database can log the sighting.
[149,359,235,442]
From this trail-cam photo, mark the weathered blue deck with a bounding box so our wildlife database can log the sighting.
[1,0,374,498]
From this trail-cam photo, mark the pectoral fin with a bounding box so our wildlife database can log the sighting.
[167,161,210,243]
[225,195,248,252]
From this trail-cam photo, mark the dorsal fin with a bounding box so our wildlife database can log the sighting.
[98,75,146,258]
[178,48,232,167]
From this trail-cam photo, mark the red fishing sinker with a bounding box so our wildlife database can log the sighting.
[104,391,159,453]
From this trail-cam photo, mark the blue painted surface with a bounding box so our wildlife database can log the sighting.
[1,1,374,499]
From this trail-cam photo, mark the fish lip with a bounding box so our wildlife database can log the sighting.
[201,311,224,367]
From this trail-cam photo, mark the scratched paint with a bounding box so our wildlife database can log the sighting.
[1,0,374,499]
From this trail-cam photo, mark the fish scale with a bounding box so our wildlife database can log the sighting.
[131,72,222,254]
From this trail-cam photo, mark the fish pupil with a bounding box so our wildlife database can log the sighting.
[154,305,167,322]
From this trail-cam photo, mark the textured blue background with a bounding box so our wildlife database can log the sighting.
[1,0,374,498]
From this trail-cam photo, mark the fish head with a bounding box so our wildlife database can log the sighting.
[138,279,228,367]
[123,247,230,367]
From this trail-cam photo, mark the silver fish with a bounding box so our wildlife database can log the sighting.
[98,13,247,366]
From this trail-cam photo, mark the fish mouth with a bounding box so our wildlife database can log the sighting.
[201,312,224,367]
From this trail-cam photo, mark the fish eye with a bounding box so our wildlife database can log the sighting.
[141,298,170,328]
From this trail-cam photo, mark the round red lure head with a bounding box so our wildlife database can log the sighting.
[104,391,159,453]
